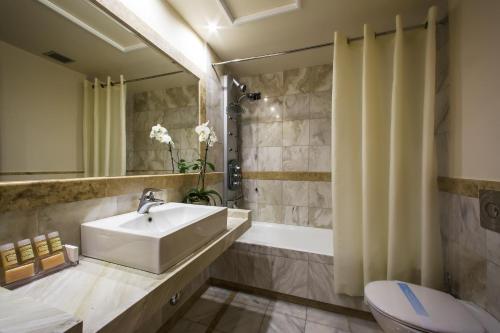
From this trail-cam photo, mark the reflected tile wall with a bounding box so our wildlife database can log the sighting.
[240,65,333,228]
[127,84,199,173]
[440,191,500,320]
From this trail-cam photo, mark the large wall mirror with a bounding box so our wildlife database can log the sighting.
[0,0,200,182]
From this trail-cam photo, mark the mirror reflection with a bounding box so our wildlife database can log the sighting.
[0,0,200,182]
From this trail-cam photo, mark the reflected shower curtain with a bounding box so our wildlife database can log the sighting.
[83,76,126,177]
[332,7,443,296]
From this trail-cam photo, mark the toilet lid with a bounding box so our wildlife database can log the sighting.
[365,281,485,333]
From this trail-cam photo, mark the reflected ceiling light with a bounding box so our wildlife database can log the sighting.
[207,22,220,33]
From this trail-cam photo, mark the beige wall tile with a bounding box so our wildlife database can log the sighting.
[283,120,309,146]
[309,208,332,229]
[308,182,332,208]
[283,94,309,120]
[241,123,258,148]
[0,210,38,244]
[309,146,331,172]
[258,204,283,223]
[38,197,118,248]
[309,119,331,146]
[242,179,258,203]
[282,206,308,226]
[310,91,332,119]
[283,146,309,171]
[258,97,283,123]
[258,147,282,171]
[241,147,258,171]
[282,181,308,206]
[258,122,282,147]
[257,180,282,205]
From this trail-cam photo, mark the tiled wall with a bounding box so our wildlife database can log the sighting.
[126,84,199,173]
[0,181,222,250]
[238,64,333,227]
[440,192,500,320]
[210,241,366,311]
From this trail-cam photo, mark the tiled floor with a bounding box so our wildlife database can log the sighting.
[169,286,383,333]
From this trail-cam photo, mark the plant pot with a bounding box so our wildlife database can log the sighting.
[190,198,210,206]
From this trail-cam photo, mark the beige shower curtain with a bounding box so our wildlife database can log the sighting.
[83,76,126,177]
[332,7,443,296]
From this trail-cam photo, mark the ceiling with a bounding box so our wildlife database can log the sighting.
[0,0,197,93]
[168,0,448,76]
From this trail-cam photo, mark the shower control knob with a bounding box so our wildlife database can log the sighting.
[235,165,241,170]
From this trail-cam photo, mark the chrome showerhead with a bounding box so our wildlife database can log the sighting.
[232,78,247,92]
[227,102,245,114]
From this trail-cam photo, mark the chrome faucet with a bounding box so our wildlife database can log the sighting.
[137,188,164,214]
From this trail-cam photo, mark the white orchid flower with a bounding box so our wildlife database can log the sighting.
[195,121,218,147]
[150,124,174,146]
[160,134,174,146]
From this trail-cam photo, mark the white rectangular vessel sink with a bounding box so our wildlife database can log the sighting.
[81,203,227,274]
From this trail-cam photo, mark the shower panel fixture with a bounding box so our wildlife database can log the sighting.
[222,75,261,207]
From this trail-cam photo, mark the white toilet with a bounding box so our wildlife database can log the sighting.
[364,281,500,333]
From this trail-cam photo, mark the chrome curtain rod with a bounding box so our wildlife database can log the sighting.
[92,70,185,87]
[119,70,184,84]
[212,16,448,67]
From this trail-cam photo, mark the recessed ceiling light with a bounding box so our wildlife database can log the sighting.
[207,22,220,33]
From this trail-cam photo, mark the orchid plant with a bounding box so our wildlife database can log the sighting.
[150,124,175,172]
[183,121,222,205]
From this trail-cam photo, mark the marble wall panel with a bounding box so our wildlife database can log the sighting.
[209,242,365,311]
[440,191,500,320]
[239,65,333,226]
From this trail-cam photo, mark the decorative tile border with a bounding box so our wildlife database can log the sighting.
[0,172,223,213]
[240,174,500,197]
[437,176,500,198]
[242,171,331,182]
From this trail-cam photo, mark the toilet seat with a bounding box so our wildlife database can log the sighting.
[365,281,485,333]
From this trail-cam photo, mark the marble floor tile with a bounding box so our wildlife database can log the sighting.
[259,312,306,333]
[348,317,383,333]
[306,307,349,331]
[183,297,226,325]
[305,321,349,333]
[215,305,266,333]
[183,287,231,325]
[231,292,271,312]
[266,300,307,319]
[168,318,208,333]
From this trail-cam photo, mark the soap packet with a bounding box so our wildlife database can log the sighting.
[0,233,79,289]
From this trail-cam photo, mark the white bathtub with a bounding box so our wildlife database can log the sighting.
[237,221,333,256]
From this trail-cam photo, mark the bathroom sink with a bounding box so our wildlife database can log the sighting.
[81,203,227,274]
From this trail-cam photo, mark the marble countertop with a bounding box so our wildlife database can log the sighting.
[0,214,250,333]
